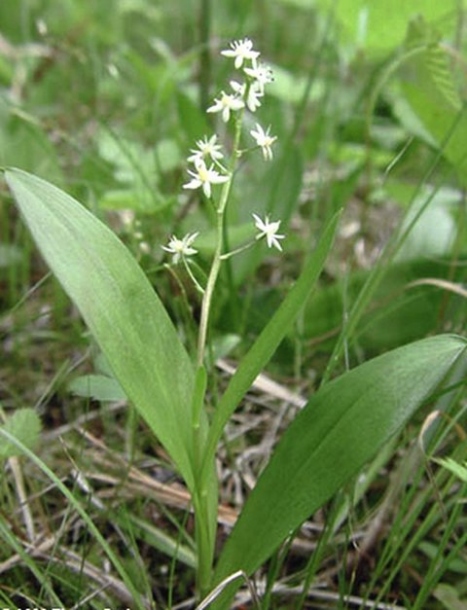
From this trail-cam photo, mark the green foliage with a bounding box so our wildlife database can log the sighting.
[2,1,467,607]
[214,335,467,598]
[0,408,41,458]
[68,373,126,402]
[279,0,460,54]
[0,101,62,182]
[397,17,467,185]
[394,186,457,262]
[436,456,467,482]
[5,168,201,491]
[205,211,341,463]
[301,256,465,352]
[0,426,149,610]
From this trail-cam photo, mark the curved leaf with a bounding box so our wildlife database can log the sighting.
[398,17,467,184]
[203,211,341,471]
[215,334,467,585]
[5,168,199,488]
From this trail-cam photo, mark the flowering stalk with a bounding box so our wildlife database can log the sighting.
[196,107,244,368]
[160,38,281,596]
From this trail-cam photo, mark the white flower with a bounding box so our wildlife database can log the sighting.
[162,232,199,264]
[230,80,263,112]
[207,91,244,123]
[183,160,229,198]
[187,134,224,164]
[244,60,274,95]
[250,123,277,161]
[221,38,260,69]
[252,213,285,251]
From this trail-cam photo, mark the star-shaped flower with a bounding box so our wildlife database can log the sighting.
[250,123,277,161]
[183,160,229,198]
[207,91,245,123]
[244,61,274,95]
[252,213,285,251]
[221,38,260,69]
[187,134,224,164]
[162,232,199,264]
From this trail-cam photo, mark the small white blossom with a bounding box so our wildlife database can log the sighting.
[207,91,244,123]
[221,38,260,69]
[252,213,285,251]
[250,123,277,161]
[183,160,229,198]
[187,135,224,164]
[162,232,199,264]
[230,80,263,112]
[244,60,274,95]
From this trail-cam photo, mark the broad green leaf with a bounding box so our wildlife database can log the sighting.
[5,168,199,489]
[312,0,458,55]
[394,190,456,262]
[68,374,127,402]
[214,335,467,595]
[397,17,467,184]
[0,408,41,459]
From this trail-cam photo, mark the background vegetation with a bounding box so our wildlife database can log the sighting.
[1,1,467,608]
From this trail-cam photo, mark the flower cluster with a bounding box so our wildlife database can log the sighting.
[218,38,274,115]
[163,38,283,264]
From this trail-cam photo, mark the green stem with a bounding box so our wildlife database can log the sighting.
[220,240,255,260]
[183,258,205,295]
[192,109,245,600]
[193,487,215,597]
[191,368,215,597]
[196,208,224,368]
[196,112,244,368]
